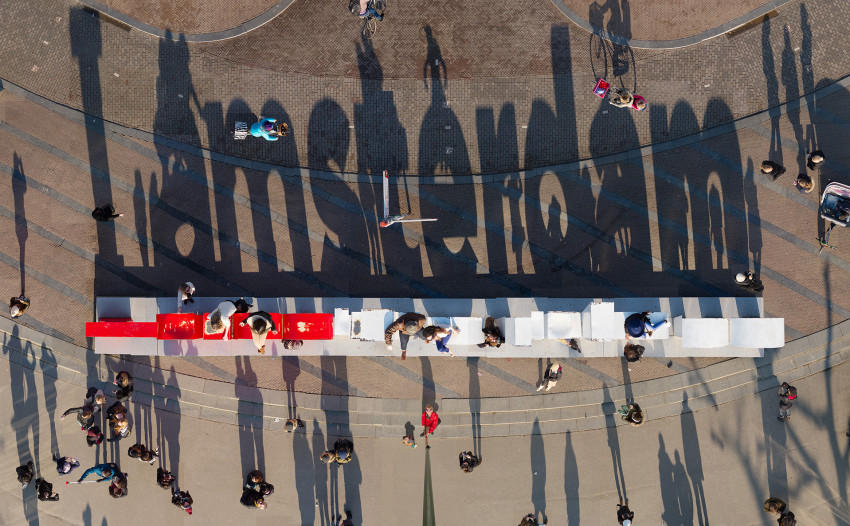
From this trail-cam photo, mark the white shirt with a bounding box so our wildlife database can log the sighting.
[209,301,238,340]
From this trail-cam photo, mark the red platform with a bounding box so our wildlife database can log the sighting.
[202,312,231,340]
[156,314,204,340]
[280,313,334,340]
[232,313,283,340]
[86,321,158,338]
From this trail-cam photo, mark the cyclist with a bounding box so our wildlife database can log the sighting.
[352,0,382,20]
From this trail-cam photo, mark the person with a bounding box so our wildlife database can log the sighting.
[618,403,645,426]
[518,513,546,526]
[536,362,562,392]
[334,510,354,526]
[35,478,59,501]
[320,438,355,465]
[86,426,104,446]
[624,343,645,362]
[82,386,107,407]
[258,482,275,496]
[384,312,427,360]
[282,339,303,350]
[355,0,382,20]
[176,281,195,312]
[109,474,128,498]
[53,454,80,476]
[16,461,34,488]
[459,451,481,472]
[777,510,796,526]
[778,382,797,422]
[204,300,247,339]
[240,488,267,509]
[113,371,134,402]
[157,467,176,490]
[91,204,123,222]
[794,173,814,194]
[806,149,825,169]
[423,325,459,356]
[617,498,635,524]
[106,401,131,442]
[624,311,668,339]
[245,470,265,492]
[764,497,787,515]
[402,435,417,448]
[60,404,97,430]
[421,405,439,436]
[172,487,194,514]
[478,316,504,348]
[128,443,159,464]
[250,117,283,141]
[77,463,119,483]
[240,311,276,355]
[9,294,30,318]
[761,160,786,180]
[735,271,764,292]
[632,95,647,111]
[609,87,634,108]
[557,338,582,353]
[284,418,305,432]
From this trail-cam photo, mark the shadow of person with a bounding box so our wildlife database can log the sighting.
[7,326,40,525]
[158,365,182,474]
[603,388,627,502]
[681,393,710,525]
[564,431,580,526]
[12,153,27,294]
[292,417,315,525]
[312,419,331,526]
[468,358,481,457]
[761,17,783,167]
[39,346,60,459]
[658,434,681,525]
[235,357,265,477]
[530,419,547,523]
[673,450,695,523]
[282,356,301,419]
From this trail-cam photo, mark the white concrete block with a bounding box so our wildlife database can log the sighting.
[449,317,483,346]
[529,311,545,340]
[499,317,533,346]
[675,317,729,348]
[730,318,785,348]
[350,310,393,341]
[333,308,351,337]
[545,312,582,339]
[582,302,623,341]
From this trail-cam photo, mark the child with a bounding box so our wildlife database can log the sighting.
[402,435,417,448]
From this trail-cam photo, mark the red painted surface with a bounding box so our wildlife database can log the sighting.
[280,313,333,340]
[232,313,283,340]
[86,321,158,338]
[202,312,230,340]
[156,314,204,340]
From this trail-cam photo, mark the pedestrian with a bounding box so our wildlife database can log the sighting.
[81,386,107,407]
[807,149,825,170]
[9,294,30,318]
[320,438,354,464]
[157,467,176,490]
[764,497,787,515]
[537,362,563,392]
[86,426,104,447]
[239,311,276,355]
[760,160,786,180]
[478,316,504,348]
[204,300,248,339]
[282,339,303,350]
[794,173,814,194]
[334,510,354,526]
[617,498,635,525]
[16,460,34,488]
[113,371,134,402]
[77,463,119,483]
[106,402,131,442]
[421,405,439,436]
[519,513,546,526]
[128,443,159,464]
[624,311,668,339]
[402,435,417,448]
[176,281,195,313]
[423,325,459,356]
[459,451,481,472]
[778,510,796,526]
[283,418,305,433]
[245,470,265,492]
[109,474,128,498]
[735,271,764,292]
[618,403,645,426]
[609,87,634,108]
[384,312,427,360]
[778,382,797,422]
[91,204,123,222]
[35,478,60,501]
[557,338,582,353]
[624,342,645,363]
[240,488,267,509]
[60,404,97,430]
[53,454,80,476]
[172,487,194,514]
[354,0,382,20]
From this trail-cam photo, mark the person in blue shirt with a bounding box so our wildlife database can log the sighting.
[250,118,280,141]
[77,463,119,483]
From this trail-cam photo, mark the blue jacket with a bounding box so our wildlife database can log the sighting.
[78,463,119,482]
[250,118,279,141]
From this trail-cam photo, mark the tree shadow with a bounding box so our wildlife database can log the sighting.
[530,418,546,523]
[236,357,265,476]
[12,153,27,294]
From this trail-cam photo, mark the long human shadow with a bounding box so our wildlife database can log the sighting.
[12,153,27,295]
[39,345,59,462]
[423,447,436,526]
[312,419,331,526]
[681,393,709,525]
[236,357,265,477]
[132,170,150,268]
[781,23,805,171]
[293,417,315,525]
[589,0,637,87]
[658,435,682,525]
[283,356,301,418]
[157,365,182,475]
[420,357,436,416]
[602,387,626,502]
[467,358,481,457]
[530,419,546,523]
[564,431,580,526]
[7,326,40,525]
[762,17,784,167]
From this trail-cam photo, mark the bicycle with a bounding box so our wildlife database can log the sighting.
[349,0,385,38]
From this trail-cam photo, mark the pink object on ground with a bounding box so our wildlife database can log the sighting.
[593,79,610,98]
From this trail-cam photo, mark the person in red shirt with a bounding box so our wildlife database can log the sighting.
[421,405,439,437]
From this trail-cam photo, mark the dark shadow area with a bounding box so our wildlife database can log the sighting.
[658,434,684,525]
[312,419,330,526]
[39,346,59,458]
[158,365,181,475]
[467,357,481,457]
[236,357,265,476]
[681,393,709,526]
[423,447,437,526]
[7,326,40,525]
[530,419,546,523]
[588,0,636,88]
[12,153,27,294]
[132,170,150,268]
[602,388,626,501]
[293,418,315,525]
[283,356,301,418]
[781,23,805,171]
[762,17,783,167]
[564,431,580,526]
[420,357,436,412]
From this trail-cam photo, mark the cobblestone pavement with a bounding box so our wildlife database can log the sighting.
[93,0,279,34]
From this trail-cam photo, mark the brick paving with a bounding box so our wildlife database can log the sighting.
[96,0,279,34]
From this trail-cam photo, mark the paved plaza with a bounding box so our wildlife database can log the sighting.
[0,0,849,523]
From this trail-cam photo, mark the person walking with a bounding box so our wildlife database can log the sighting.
[240,488,267,509]
[536,362,562,392]
[245,470,265,492]
[760,160,786,180]
[402,435,417,448]
[86,426,104,447]
[204,299,249,339]
[421,405,439,437]
[735,271,764,292]
[176,282,195,313]
[459,451,481,472]
[53,454,80,476]
[76,463,119,483]
[608,87,634,108]
[807,149,825,169]
[624,343,645,362]
[794,173,814,194]
[240,311,276,355]
[157,467,176,490]
[60,404,97,430]
[423,325,459,356]
[478,316,504,348]
[624,311,668,339]
[764,497,787,515]
[113,371,134,402]
[320,438,354,465]
[557,338,582,353]
[283,418,305,433]
[385,312,427,360]
[106,402,131,442]
[172,487,194,514]
[109,474,128,498]
[16,461,34,488]
[618,403,645,427]
[35,478,60,501]
[617,498,635,524]
[778,382,797,422]
[518,513,546,526]
[9,294,30,318]
[128,444,159,464]
[91,204,123,222]
[777,510,796,525]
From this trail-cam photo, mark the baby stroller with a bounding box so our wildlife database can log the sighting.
[817,182,850,252]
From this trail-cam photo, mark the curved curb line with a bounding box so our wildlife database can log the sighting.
[548,0,793,50]
[3,71,849,184]
[75,0,295,43]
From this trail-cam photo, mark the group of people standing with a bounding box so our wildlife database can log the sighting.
[760,149,825,194]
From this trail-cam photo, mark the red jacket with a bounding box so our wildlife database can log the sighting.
[422,411,439,434]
